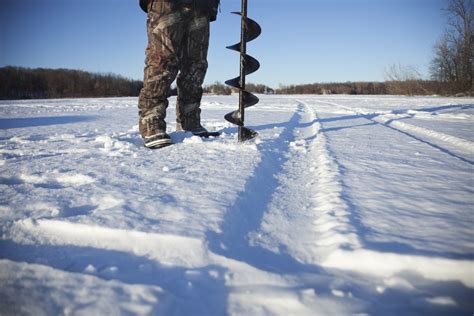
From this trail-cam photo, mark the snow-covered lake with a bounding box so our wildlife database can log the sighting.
[0,95,473,315]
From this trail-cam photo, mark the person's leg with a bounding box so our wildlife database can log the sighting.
[138,1,185,143]
[175,9,210,132]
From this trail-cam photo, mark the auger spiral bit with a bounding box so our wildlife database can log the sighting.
[224,0,261,142]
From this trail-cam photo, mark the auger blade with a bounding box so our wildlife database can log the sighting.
[225,77,240,89]
[242,90,259,107]
[229,12,262,43]
[225,55,260,88]
[226,25,261,51]
[226,43,241,52]
[242,54,260,75]
[223,91,258,126]
[239,126,258,142]
[224,110,243,126]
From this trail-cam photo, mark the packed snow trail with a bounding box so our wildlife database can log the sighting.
[0,95,473,315]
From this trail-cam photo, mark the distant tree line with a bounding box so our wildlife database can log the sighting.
[203,79,469,96]
[203,78,468,97]
[204,81,232,95]
[0,67,143,100]
[1,67,470,101]
[203,82,274,95]
[275,80,457,96]
[276,82,387,95]
[203,80,464,96]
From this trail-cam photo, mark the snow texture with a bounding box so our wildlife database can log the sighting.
[0,95,473,315]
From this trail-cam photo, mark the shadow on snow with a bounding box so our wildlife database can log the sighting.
[0,115,97,130]
[0,240,228,316]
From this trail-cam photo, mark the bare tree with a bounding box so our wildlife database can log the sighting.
[430,35,458,82]
[384,63,430,95]
[384,63,421,81]
[430,0,473,94]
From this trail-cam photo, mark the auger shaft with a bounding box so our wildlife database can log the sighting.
[238,0,248,142]
[224,0,261,142]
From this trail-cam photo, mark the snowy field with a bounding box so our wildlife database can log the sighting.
[0,95,473,315]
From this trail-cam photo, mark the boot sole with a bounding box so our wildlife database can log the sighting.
[144,138,173,149]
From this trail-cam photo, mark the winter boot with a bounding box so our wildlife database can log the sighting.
[176,103,220,137]
[139,110,173,149]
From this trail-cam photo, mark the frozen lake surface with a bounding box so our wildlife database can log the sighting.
[0,95,473,315]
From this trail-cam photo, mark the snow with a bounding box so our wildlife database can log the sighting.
[0,95,473,315]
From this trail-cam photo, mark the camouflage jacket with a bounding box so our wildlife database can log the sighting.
[139,0,220,21]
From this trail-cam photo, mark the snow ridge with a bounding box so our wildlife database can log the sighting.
[8,219,208,268]
[302,101,363,256]
[375,114,474,155]
[292,101,362,260]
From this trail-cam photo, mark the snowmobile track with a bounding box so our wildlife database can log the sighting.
[207,100,360,269]
[310,99,474,165]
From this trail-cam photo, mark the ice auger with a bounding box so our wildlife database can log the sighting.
[224,0,261,142]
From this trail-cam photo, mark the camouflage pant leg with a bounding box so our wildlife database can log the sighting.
[138,2,187,137]
[176,11,210,131]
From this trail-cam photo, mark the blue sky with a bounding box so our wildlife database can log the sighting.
[1,0,447,88]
